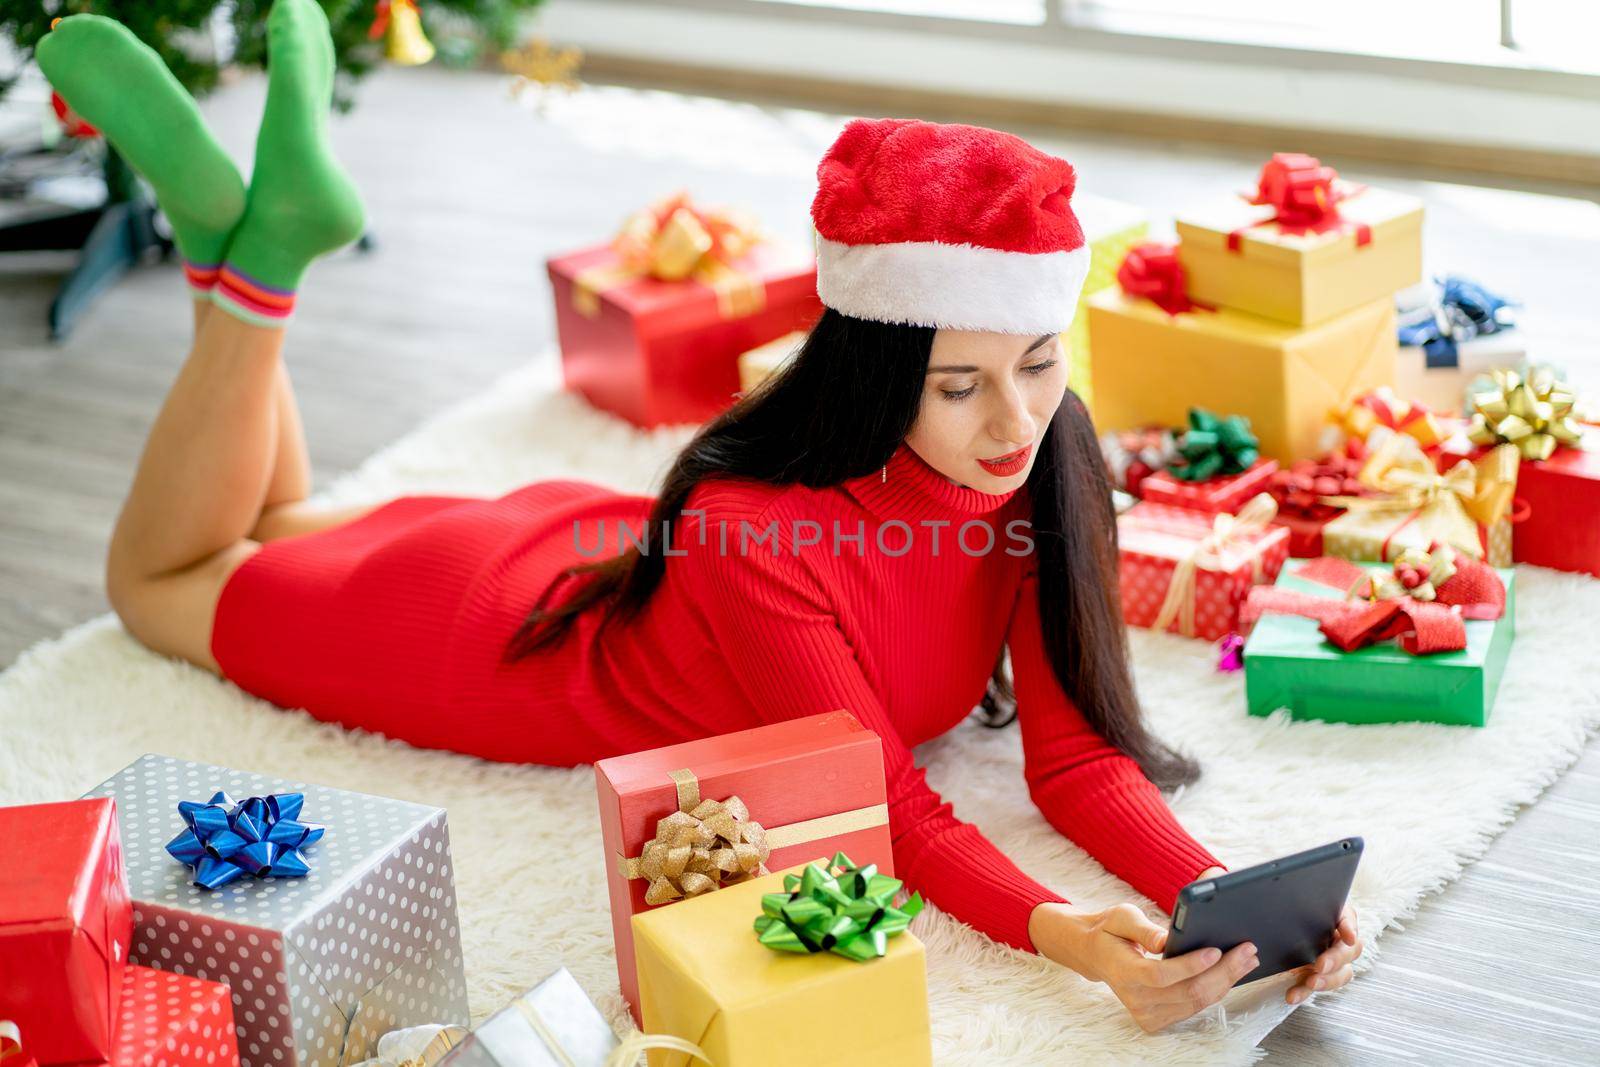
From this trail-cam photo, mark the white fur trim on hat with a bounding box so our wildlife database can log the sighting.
[814,235,1090,335]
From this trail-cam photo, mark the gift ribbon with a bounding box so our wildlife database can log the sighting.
[606,1032,714,1067]
[165,790,324,890]
[1100,426,1178,493]
[1167,408,1259,482]
[1466,365,1583,462]
[1151,492,1279,638]
[754,852,923,962]
[348,1025,468,1067]
[1269,439,1370,520]
[1396,275,1517,369]
[573,192,766,320]
[1242,552,1505,655]
[616,768,889,907]
[1330,387,1443,451]
[1116,242,1210,316]
[1319,435,1519,561]
[1227,152,1372,251]
[1,1023,36,1067]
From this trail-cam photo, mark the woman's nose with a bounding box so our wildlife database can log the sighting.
[989,387,1035,445]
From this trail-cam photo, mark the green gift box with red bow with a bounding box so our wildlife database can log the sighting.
[1242,556,1516,727]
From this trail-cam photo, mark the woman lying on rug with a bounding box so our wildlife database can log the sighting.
[41,0,1360,1033]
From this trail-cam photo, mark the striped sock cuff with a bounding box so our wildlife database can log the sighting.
[211,265,296,328]
[183,260,221,294]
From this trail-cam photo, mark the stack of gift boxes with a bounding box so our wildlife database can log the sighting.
[3,717,931,1067]
[1088,151,1600,730]
[547,190,1152,425]
[2,758,471,1067]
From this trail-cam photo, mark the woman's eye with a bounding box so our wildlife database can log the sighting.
[941,384,977,402]
[1023,358,1058,376]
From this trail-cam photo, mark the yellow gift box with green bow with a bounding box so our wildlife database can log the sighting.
[631,856,931,1067]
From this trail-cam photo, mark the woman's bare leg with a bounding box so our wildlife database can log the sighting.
[105,311,290,670]
[191,294,365,541]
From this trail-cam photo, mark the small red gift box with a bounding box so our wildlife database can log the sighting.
[1511,436,1600,575]
[1138,458,1280,516]
[113,965,238,1067]
[548,239,822,427]
[595,710,893,1024]
[0,798,132,1065]
[1119,498,1290,641]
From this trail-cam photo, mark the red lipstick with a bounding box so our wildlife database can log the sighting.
[977,444,1032,477]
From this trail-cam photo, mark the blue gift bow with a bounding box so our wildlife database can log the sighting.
[1397,275,1517,369]
[165,790,326,889]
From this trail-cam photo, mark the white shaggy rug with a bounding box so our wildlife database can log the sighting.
[4,359,1599,1066]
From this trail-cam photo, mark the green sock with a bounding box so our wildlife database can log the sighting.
[213,0,365,327]
[35,15,245,289]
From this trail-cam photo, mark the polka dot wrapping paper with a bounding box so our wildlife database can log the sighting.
[82,756,470,1067]
[1117,501,1291,642]
[114,964,238,1067]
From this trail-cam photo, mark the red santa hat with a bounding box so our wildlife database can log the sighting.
[810,117,1089,335]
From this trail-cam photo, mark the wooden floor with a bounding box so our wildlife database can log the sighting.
[2,64,1598,1065]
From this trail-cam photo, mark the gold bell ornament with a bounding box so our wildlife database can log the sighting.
[369,0,435,66]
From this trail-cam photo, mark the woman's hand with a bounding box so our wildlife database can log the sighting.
[1285,905,1362,1005]
[1194,867,1364,1006]
[1029,901,1259,1033]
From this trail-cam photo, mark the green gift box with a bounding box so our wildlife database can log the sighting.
[1242,559,1516,726]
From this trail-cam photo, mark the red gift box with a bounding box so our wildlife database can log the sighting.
[1119,499,1290,641]
[1511,436,1600,575]
[0,798,132,1065]
[113,965,238,1067]
[548,240,822,427]
[595,710,893,1024]
[1138,458,1280,515]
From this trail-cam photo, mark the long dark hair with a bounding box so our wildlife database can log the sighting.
[507,308,1199,789]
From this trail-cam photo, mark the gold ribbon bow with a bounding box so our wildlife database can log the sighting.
[1152,492,1279,638]
[1321,434,1520,561]
[1467,366,1583,462]
[620,769,770,906]
[1369,543,1458,603]
[574,192,766,320]
[617,768,890,908]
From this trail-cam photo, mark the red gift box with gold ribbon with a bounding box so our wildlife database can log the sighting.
[594,710,894,1025]
[1454,367,1600,576]
[1118,495,1290,642]
[548,193,822,427]
[0,798,132,1066]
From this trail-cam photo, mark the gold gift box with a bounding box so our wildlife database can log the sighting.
[1175,186,1423,327]
[632,865,931,1067]
[736,330,805,395]
[1066,193,1149,410]
[1087,289,1397,463]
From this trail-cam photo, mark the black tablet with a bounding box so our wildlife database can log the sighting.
[1163,837,1362,984]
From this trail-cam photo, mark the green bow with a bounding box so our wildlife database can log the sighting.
[1167,408,1260,481]
[753,852,923,962]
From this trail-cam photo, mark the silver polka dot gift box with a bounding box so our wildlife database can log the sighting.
[83,755,469,1067]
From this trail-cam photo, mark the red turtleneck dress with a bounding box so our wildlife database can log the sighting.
[212,443,1220,952]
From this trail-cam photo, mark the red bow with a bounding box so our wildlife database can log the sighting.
[1241,554,1504,655]
[1248,152,1355,232]
[1117,242,1209,316]
[1268,438,1371,520]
